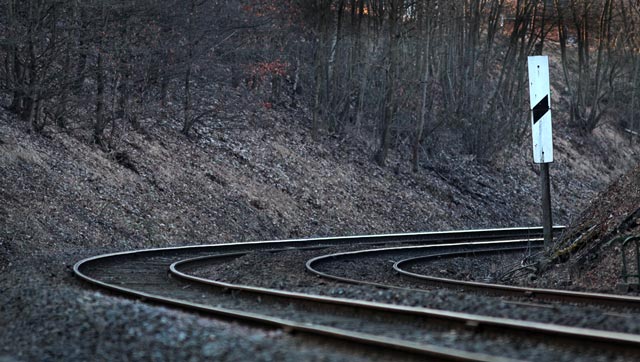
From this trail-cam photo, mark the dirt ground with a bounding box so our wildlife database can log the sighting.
[511,164,640,293]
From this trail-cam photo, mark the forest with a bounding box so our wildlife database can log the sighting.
[1,0,639,169]
[4,4,640,359]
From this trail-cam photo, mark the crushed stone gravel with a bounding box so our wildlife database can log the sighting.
[192,247,640,336]
[0,254,416,362]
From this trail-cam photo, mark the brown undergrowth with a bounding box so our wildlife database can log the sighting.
[512,165,640,292]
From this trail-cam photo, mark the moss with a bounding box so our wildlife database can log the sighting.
[550,224,600,263]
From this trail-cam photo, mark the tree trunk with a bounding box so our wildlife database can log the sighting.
[375,0,403,167]
[413,1,431,172]
[181,0,196,136]
[94,50,107,146]
[312,0,331,139]
[181,62,193,135]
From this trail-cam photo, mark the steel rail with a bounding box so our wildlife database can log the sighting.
[393,251,640,310]
[171,239,640,357]
[305,236,640,310]
[74,228,550,362]
[73,226,558,265]
[170,255,539,362]
[76,262,507,362]
[305,239,541,289]
[74,227,584,361]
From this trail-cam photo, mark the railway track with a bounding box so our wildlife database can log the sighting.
[74,227,640,361]
[307,241,640,310]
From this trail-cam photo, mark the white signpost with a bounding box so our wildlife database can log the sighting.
[527,56,553,245]
[527,56,553,163]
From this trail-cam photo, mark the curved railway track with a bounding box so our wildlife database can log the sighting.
[307,241,640,310]
[74,227,640,361]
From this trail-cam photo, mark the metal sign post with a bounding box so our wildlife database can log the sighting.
[527,56,553,246]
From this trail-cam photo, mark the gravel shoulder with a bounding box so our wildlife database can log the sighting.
[1,250,411,362]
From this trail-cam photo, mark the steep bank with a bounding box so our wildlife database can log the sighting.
[1,101,637,261]
[518,164,640,292]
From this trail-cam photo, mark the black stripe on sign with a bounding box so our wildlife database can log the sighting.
[532,95,549,124]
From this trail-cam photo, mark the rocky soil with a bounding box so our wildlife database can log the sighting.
[511,164,640,293]
[1,86,639,361]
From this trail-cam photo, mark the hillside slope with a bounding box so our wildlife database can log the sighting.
[523,164,640,292]
[1,101,638,261]
[1,88,639,361]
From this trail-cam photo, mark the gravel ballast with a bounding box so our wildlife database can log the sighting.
[1,254,417,362]
[78,245,637,362]
[193,247,640,336]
